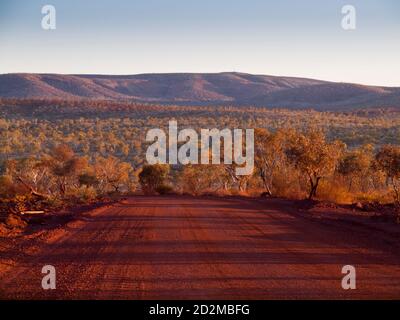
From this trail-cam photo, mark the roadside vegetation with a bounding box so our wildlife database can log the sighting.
[1,99,400,234]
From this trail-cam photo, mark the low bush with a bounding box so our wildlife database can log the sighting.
[155,184,174,195]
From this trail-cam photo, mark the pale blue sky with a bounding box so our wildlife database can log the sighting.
[0,0,399,86]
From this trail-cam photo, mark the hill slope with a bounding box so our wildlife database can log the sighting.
[1,72,399,109]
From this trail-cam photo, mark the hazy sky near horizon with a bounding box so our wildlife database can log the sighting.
[0,0,399,86]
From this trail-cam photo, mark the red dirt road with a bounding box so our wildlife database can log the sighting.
[1,196,400,299]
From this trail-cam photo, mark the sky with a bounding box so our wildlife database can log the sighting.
[0,0,399,86]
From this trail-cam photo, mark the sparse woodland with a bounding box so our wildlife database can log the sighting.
[1,99,400,219]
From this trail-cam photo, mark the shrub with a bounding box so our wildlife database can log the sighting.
[0,175,16,199]
[79,173,98,187]
[139,164,170,195]
[354,191,393,205]
[316,180,353,204]
[5,194,36,214]
[155,184,174,195]
[75,186,98,203]
[43,196,65,210]
[375,145,400,205]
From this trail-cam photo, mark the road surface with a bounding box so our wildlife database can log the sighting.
[1,196,400,299]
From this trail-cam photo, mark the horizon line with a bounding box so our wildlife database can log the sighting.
[1,71,399,88]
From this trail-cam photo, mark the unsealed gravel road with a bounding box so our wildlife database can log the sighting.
[1,196,400,299]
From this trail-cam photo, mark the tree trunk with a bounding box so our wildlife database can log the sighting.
[16,176,48,199]
[264,184,272,196]
[348,177,353,192]
[393,178,400,206]
[308,176,320,200]
[260,169,273,196]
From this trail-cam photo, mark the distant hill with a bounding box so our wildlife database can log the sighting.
[1,72,399,110]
